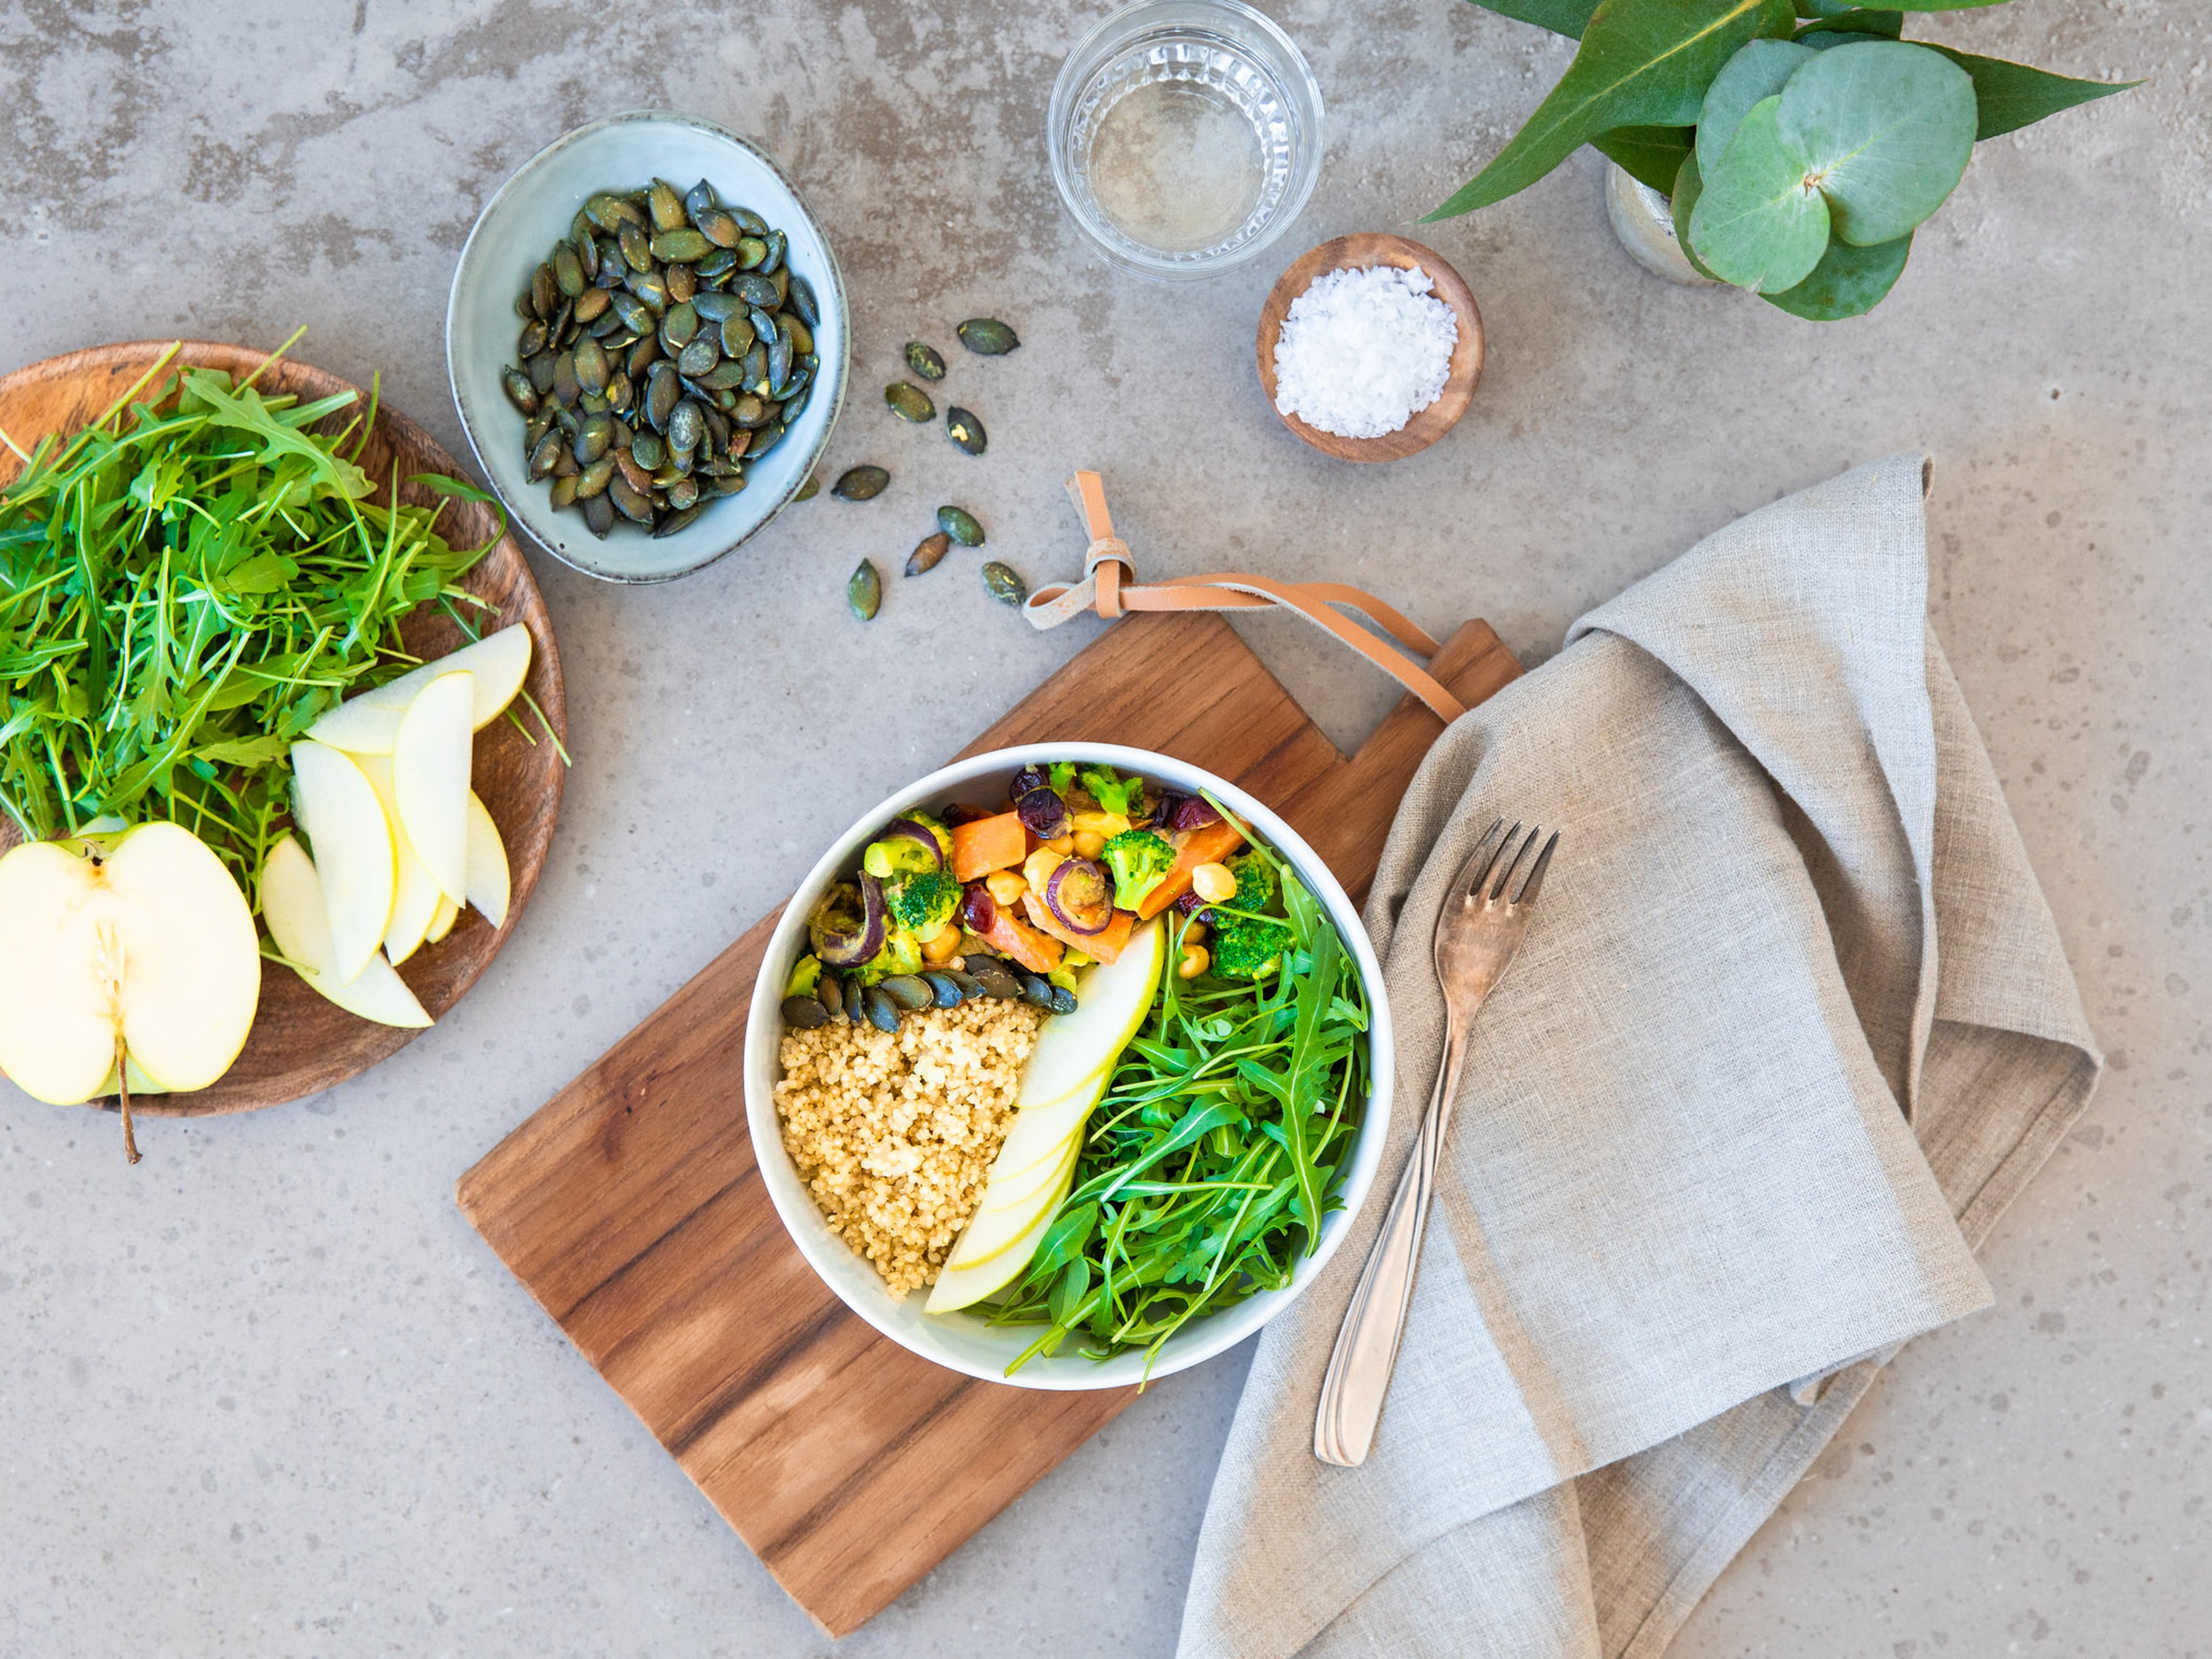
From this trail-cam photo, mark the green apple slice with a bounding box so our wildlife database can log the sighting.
[465,790,509,929]
[392,669,474,905]
[305,623,532,755]
[290,740,395,985]
[262,835,432,1029]
[357,755,443,967]
[925,1158,1081,1315]
[0,822,260,1157]
[425,891,460,944]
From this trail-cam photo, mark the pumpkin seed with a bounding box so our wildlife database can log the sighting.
[786,275,820,328]
[629,431,665,469]
[654,503,704,537]
[647,177,687,232]
[695,207,742,248]
[692,291,743,323]
[730,205,770,237]
[554,243,585,297]
[677,335,720,379]
[684,178,717,221]
[573,287,611,324]
[832,464,890,501]
[608,475,656,524]
[795,470,821,502]
[667,399,707,455]
[849,559,882,621]
[886,382,934,422]
[574,454,618,499]
[665,260,697,304]
[528,431,563,479]
[981,561,1027,607]
[548,473,579,509]
[662,300,699,349]
[718,312,756,358]
[573,336,609,396]
[650,228,712,263]
[530,263,556,319]
[551,350,580,406]
[619,219,653,273]
[501,368,539,415]
[572,411,613,464]
[733,272,780,309]
[696,248,738,282]
[517,319,548,358]
[946,407,987,454]
[906,531,950,577]
[937,505,983,547]
[625,266,669,311]
[956,317,1020,355]
[585,193,645,233]
[904,341,946,381]
[582,492,615,537]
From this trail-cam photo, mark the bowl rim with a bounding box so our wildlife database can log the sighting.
[444,108,851,585]
[743,741,1393,1391]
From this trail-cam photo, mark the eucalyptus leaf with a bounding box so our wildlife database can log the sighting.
[1427,0,1794,221]
[1686,95,1831,291]
[1928,47,2138,139]
[1697,38,1818,169]
[1666,149,1726,281]
[1463,0,1600,37]
[1796,9,1904,40]
[1590,124,1695,194]
[1777,40,1977,244]
[1760,228,1912,316]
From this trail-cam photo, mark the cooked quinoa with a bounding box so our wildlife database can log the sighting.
[774,997,1042,1298]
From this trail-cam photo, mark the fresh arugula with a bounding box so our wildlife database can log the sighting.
[991,827,1371,1379]
[0,341,517,897]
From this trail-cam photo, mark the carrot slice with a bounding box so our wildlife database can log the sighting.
[1021,892,1135,964]
[1137,819,1249,919]
[950,811,1028,882]
[978,905,1063,975]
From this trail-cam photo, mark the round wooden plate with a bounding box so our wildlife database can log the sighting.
[0,340,567,1118]
[1256,233,1486,463]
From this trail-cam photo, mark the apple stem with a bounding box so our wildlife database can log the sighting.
[115,1032,141,1166]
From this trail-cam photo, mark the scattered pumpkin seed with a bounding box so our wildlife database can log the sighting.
[832,464,891,501]
[904,341,946,381]
[849,559,882,620]
[885,382,935,422]
[946,407,987,455]
[795,470,821,502]
[501,176,813,536]
[956,317,1020,355]
[936,505,983,547]
[981,560,1027,607]
[906,531,950,577]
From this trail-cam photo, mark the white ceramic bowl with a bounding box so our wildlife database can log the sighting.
[446,111,849,583]
[744,743,1393,1390]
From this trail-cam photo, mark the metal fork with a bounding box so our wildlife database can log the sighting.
[1313,819,1559,1468]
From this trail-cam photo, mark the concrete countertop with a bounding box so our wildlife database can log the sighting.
[2,3,2203,1655]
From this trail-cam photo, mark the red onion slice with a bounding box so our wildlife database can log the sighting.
[877,816,946,870]
[1043,856,1113,935]
[810,874,888,966]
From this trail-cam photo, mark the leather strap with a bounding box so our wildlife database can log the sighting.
[1022,472,1469,724]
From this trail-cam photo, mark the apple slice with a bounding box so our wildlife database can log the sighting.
[392,669,473,904]
[305,624,532,755]
[465,790,509,929]
[262,835,431,1030]
[426,892,460,944]
[290,740,395,984]
[926,1168,1078,1316]
[0,822,261,1160]
[355,755,442,967]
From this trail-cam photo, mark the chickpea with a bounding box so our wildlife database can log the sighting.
[921,923,963,964]
[1191,861,1237,903]
[984,869,1028,906]
[1177,942,1210,980]
[1045,834,1075,855]
[1071,828,1107,859]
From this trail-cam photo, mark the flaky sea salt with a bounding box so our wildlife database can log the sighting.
[1271,264,1459,440]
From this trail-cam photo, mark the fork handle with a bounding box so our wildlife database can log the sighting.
[1314,1028,1465,1467]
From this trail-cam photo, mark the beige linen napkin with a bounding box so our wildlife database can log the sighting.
[1177,453,2101,1659]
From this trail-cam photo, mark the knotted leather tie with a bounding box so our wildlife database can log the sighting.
[1021,471,1468,725]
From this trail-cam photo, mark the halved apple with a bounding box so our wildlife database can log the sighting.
[305,624,532,755]
[465,790,510,929]
[0,822,262,1160]
[926,919,1165,1314]
[262,835,431,1030]
[290,740,395,985]
[355,755,442,967]
[392,669,474,904]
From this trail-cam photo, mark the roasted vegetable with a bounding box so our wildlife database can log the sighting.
[1101,828,1175,912]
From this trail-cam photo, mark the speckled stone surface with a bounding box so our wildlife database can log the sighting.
[1,3,2204,1656]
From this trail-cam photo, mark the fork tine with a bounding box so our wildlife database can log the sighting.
[1512,830,1560,907]
[1445,819,1505,905]
[1486,825,1539,903]
[1468,820,1518,898]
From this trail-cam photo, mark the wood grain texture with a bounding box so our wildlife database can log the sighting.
[456,609,1519,1637]
[0,340,567,1118]
[1256,234,1486,464]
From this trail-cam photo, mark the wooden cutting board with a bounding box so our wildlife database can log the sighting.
[456,609,1521,1636]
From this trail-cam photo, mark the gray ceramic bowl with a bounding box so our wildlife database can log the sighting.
[446,111,849,583]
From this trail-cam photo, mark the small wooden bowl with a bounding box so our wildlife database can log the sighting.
[1256,233,1485,463]
[0,340,567,1119]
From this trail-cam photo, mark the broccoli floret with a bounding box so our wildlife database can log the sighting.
[1101,828,1175,910]
[1048,760,1078,794]
[857,929,925,984]
[1225,851,1277,911]
[785,954,823,1000]
[1211,915,1293,980]
[1079,764,1145,817]
[885,868,960,934]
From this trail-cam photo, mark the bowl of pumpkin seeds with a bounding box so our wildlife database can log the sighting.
[448,111,849,582]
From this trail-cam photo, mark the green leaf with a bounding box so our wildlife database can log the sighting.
[1697,38,1819,169]
[1779,40,1977,244]
[1465,0,1601,36]
[1927,47,2139,140]
[1427,0,1795,220]
[1590,123,1695,192]
[1760,228,1912,316]
[1796,10,1904,41]
[1667,149,1728,279]
[1687,96,1831,291]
